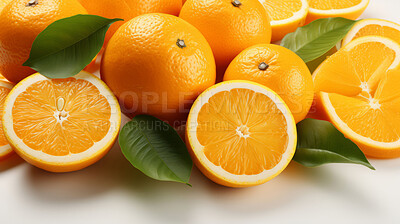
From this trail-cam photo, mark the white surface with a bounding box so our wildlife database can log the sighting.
[1,0,400,223]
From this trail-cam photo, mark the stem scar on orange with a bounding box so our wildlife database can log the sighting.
[0,0,88,83]
[78,0,182,44]
[179,0,272,80]
[224,44,314,123]
[101,13,216,127]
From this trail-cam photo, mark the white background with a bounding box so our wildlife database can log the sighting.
[1,0,400,223]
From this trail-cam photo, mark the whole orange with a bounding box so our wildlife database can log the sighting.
[179,0,271,79]
[0,0,87,83]
[223,44,314,123]
[78,0,182,44]
[101,13,216,126]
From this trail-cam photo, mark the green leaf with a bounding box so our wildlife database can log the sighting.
[294,118,375,170]
[306,46,338,73]
[281,17,357,62]
[23,14,122,79]
[119,115,193,185]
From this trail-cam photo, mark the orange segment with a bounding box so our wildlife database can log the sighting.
[259,0,308,41]
[2,71,121,172]
[306,0,369,24]
[313,36,400,158]
[186,81,296,187]
[343,19,400,46]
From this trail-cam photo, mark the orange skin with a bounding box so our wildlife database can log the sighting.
[223,44,314,123]
[101,13,216,127]
[179,0,271,80]
[0,0,87,83]
[78,0,182,44]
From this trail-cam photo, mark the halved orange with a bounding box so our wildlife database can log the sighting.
[343,19,400,46]
[313,36,400,158]
[0,80,14,160]
[259,0,308,41]
[306,0,369,24]
[186,81,297,187]
[2,71,121,172]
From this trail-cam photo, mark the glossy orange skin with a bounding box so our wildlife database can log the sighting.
[223,44,314,123]
[179,0,271,80]
[0,0,87,83]
[78,0,182,44]
[101,14,216,126]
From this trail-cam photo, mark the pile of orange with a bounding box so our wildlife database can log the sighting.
[1,0,399,188]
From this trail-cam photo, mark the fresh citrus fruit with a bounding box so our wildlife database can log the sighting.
[0,0,87,84]
[2,71,121,172]
[78,0,182,44]
[259,0,308,42]
[343,19,400,46]
[186,80,297,187]
[179,0,271,78]
[0,80,14,160]
[101,13,216,127]
[306,0,369,24]
[223,44,314,123]
[313,36,400,158]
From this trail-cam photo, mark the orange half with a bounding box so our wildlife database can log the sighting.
[2,71,121,171]
[259,0,308,41]
[0,80,14,159]
[186,81,297,187]
[313,36,400,158]
[343,19,400,46]
[306,0,369,24]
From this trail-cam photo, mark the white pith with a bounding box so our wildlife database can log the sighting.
[186,81,297,185]
[343,19,400,46]
[259,0,309,26]
[321,36,400,149]
[2,71,121,164]
[0,81,14,157]
[309,0,369,15]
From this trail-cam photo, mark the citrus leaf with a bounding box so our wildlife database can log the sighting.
[281,17,357,62]
[23,14,122,79]
[119,115,193,185]
[294,119,375,170]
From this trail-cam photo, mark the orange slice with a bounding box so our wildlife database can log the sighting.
[186,81,297,187]
[2,71,121,172]
[0,80,14,160]
[313,36,400,158]
[306,0,369,24]
[343,19,400,46]
[259,0,308,41]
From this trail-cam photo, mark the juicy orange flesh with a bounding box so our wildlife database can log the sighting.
[352,24,400,45]
[12,78,111,156]
[0,86,11,146]
[196,88,288,175]
[309,0,362,10]
[262,0,303,21]
[315,41,400,142]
